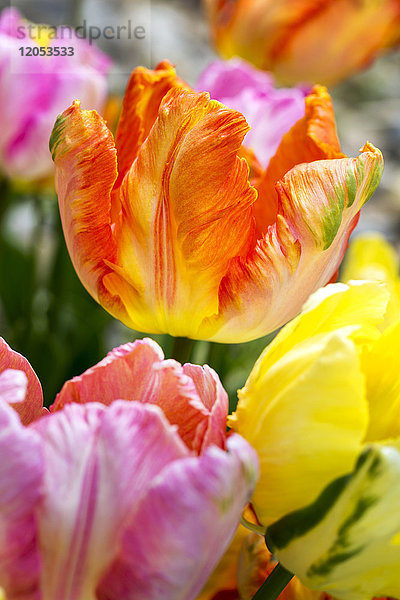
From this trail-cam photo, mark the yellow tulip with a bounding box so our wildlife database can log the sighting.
[341,233,400,328]
[230,280,400,599]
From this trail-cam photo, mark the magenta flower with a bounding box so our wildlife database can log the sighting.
[197,58,307,167]
[0,8,111,181]
[0,338,258,600]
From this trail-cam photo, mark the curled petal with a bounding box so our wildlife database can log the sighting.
[266,445,400,600]
[51,338,228,453]
[253,280,389,374]
[341,233,400,328]
[0,338,45,424]
[97,434,258,600]
[197,58,307,168]
[103,88,257,337]
[49,101,125,321]
[114,60,189,186]
[0,399,43,600]
[32,401,188,600]
[182,363,228,452]
[208,144,383,342]
[232,332,368,526]
[230,281,389,525]
[254,86,344,233]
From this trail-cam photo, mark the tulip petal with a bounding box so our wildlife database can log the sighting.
[97,434,258,600]
[363,319,400,443]
[52,338,227,453]
[210,145,383,342]
[231,331,368,527]
[32,401,189,600]
[114,60,189,187]
[196,523,250,600]
[182,363,228,452]
[246,281,389,379]
[254,86,344,232]
[0,399,43,600]
[0,337,45,424]
[196,58,307,169]
[266,444,400,600]
[341,233,400,329]
[103,88,257,337]
[205,0,400,87]
[263,0,400,86]
[50,101,127,321]
[0,368,27,405]
[230,282,388,524]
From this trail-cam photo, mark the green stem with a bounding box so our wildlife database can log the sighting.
[252,563,294,600]
[171,336,195,364]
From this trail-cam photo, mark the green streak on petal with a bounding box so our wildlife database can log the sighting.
[265,473,350,552]
[345,168,357,208]
[358,156,384,205]
[49,113,68,159]
[320,187,344,250]
[307,547,364,578]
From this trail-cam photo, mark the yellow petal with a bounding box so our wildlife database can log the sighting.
[266,444,400,600]
[363,319,400,443]
[230,281,389,385]
[342,233,400,328]
[231,331,368,526]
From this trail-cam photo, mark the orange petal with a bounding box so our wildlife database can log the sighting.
[205,0,400,86]
[254,86,344,235]
[264,0,400,86]
[206,143,383,343]
[50,101,128,321]
[114,60,189,188]
[103,88,257,337]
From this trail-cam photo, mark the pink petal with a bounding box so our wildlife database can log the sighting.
[197,58,306,167]
[97,434,259,600]
[0,368,27,404]
[183,363,228,452]
[32,401,189,600]
[52,338,228,453]
[0,399,44,600]
[0,338,46,424]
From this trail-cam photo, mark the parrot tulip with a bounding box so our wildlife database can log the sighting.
[0,337,258,600]
[51,61,383,342]
[230,280,400,599]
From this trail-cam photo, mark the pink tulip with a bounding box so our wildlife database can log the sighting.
[0,338,258,600]
[197,58,307,167]
[0,7,111,181]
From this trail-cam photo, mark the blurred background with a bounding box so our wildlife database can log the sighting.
[1,0,400,408]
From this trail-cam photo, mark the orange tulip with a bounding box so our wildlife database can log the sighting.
[204,0,400,86]
[50,61,383,342]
